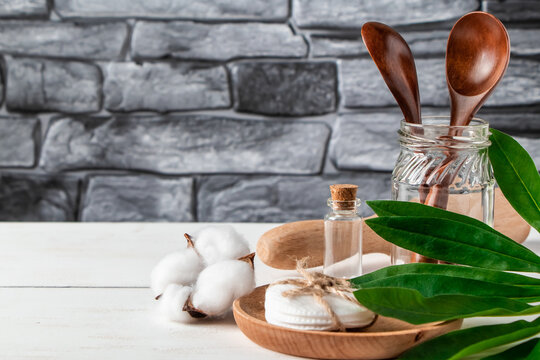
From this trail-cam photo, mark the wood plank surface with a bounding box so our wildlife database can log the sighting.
[0,223,278,287]
[0,287,295,360]
[0,287,535,360]
[0,223,538,359]
[1,223,536,288]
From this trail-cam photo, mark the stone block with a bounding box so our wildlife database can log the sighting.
[55,0,288,20]
[487,0,540,22]
[132,21,306,61]
[40,115,330,175]
[341,58,401,108]
[403,30,449,57]
[0,21,127,59]
[0,0,47,18]
[6,57,101,113]
[330,113,401,172]
[0,116,38,167]
[231,61,337,116]
[197,173,392,222]
[487,59,540,107]
[341,58,447,108]
[0,174,79,221]
[310,35,366,58]
[478,109,540,132]
[508,28,540,56]
[81,176,193,222]
[0,70,3,105]
[311,30,449,58]
[293,0,479,28]
[103,62,230,112]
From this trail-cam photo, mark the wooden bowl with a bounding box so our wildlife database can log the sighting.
[233,286,462,359]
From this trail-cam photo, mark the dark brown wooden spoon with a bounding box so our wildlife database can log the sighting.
[447,11,510,126]
[361,22,421,124]
[424,12,510,214]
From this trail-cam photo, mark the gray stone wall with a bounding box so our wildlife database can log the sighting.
[0,0,539,222]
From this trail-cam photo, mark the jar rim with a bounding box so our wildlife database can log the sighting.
[400,116,489,130]
[398,116,491,149]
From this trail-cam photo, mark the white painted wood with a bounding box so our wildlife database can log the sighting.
[0,223,537,287]
[0,222,395,288]
[0,286,534,360]
[0,287,296,360]
[0,222,280,287]
[0,223,538,359]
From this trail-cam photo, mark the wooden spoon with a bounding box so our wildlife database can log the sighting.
[361,22,421,124]
[424,12,510,210]
[447,11,510,126]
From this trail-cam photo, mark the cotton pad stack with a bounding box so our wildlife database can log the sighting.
[151,225,256,322]
[265,282,376,331]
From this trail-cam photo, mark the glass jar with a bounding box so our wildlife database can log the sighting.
[323,198,362,278]
[391,116,495,264]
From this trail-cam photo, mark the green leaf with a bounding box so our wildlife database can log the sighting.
[351,264,540,301]
[353,287,540,324]
[365,216,540,272]
[367,200,501,236]
[351,263,540,287]
[526,340,540,360]
[489,129,540,232]
[398,318,540,360]
[481,338,540,360]
[354,274,540,301]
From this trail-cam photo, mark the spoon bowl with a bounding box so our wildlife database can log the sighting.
[446,11,510,126]
[361,22,421,124]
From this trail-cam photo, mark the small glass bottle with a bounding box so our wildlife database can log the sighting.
[323,184,363,278]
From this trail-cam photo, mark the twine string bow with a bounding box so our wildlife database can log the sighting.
[271,258,374,332]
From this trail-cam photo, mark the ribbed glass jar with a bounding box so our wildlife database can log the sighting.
[391,116,495,264]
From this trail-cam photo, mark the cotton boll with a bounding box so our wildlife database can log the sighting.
[194,225,250,265]
[191,260,255,316]
[151,248,203,297]
[158,284,193,323]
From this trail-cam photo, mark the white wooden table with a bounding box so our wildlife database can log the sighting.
[1,223,539,360]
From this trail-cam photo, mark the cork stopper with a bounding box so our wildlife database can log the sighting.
[329,184,358,210]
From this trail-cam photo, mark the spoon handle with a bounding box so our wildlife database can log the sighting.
[361,22,422,124]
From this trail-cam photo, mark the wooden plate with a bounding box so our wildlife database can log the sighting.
[233,286,462,359]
